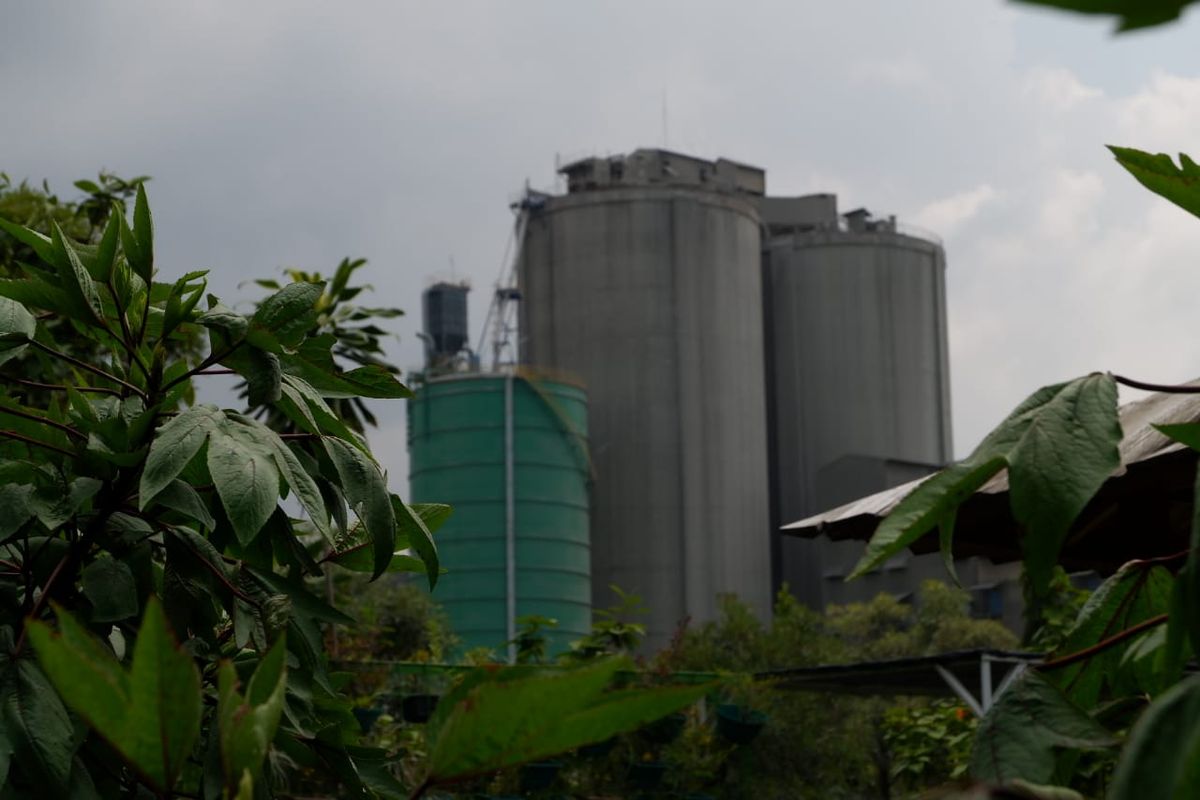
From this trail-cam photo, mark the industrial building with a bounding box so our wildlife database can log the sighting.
[408,286,593,657]
[409,148,1020,657]
[516,148,1014,645]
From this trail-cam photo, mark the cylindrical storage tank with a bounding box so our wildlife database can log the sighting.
[408,372,592,657]
[765,225,953,609]
[518,187,772,650]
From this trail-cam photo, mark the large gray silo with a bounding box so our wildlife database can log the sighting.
[761,197,954,608]
[518,150,773,649]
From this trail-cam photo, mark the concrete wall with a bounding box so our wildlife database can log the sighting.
[764,229,955,609]
[519,187,772,649]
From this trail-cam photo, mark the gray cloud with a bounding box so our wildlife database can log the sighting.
[3,1,1200,488]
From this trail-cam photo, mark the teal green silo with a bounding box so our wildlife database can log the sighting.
[408,372,591,658]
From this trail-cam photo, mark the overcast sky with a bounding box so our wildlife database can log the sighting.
[4,1,1200,492]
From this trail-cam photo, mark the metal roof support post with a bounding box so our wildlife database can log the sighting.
[505,374,517,663]
[980,656,994,712]
[934,665,984,718]
[993,661,1028,703]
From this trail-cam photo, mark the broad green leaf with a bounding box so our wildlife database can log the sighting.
[424,658,715,786]
[851,375,1120,600]
[81,557,138,623]
[131,184,153,282]
[1047,562,1174,707]
[281,334,412,399]
[392,494,440,589]
[1013,0,1197,31]
[0,632,76,793]
[28,598,202,792]
[0,216,56,265]
[218,636,287,792]
[1008,374,1122,594]
[1109,674,1200,799]
[969,671,1115,784]
[249,281,323,352]
[208,419,280,546]
[91,214,120,283]
[197,302,249,341]
[1110,147,1200,219]
[278,373,365,449]
[0,296,35,366]
[0,483,34,538]
[236,347,282,406]
[0,278,74,318]
[851,458,1004,580]
[139,404,221,507]
[151,478,216,530]
[50,222,101,320]
[223,412,330,540]
[413,503,453,535]
[324,437,394,579]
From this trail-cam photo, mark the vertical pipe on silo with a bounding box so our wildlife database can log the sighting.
[504,373,517,663]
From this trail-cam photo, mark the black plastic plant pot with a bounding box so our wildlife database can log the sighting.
[715,703,767,744]
[577,736,617,758]
[519,760,563,792]
[401,693,440,723]
[627,761,668,790]
[351,706,384,733]
[641,712,686,743]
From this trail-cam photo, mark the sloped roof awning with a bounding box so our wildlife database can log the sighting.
[781,388,1200,573]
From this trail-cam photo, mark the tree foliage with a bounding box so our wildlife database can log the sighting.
[853,138,1200,795]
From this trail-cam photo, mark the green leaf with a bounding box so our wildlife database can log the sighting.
[49,223,101,321]
[151,478,216,530]
[276,374,368,453]
[249,281,323,352]
[81,557,139,623]
[0,483,34,538]
[281,334,412,399]
[0,296,35,366]
[0,216,56,266]
[1008,374,1122,595]
[0,635,76,793]
[197,301,249,341]
[1108,674,1200,799]
[424,658,716,786]
[0,278,74,318]
[139,404,222,508]
[1110,147,1200,219]
[851,375,1120,599]
[324,437,394,579]
[131,184,153,283]
[222,413,330,540]
[92,214,120,283]
[392,495,440,589]
[28,598,202,792]
[237,347,282,406]
[218,636,287,792]
[1048,562,1174,707]
[969,671,1116,785]
[208,418,280,546]
[1013,0,1197,31]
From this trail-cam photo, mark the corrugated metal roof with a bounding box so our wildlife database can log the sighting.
[782,382,1200,571]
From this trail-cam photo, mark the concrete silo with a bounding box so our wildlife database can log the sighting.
[761,196,955,608]
[518,150,773,649]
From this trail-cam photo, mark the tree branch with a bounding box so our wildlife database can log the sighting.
[0,405,86,442]
[0,375,123,397]
[27,339,147,399]
[0,428,77,458]
[1111,373,1200,394]
[1039,613,1168,672]
[161,340,244,394]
